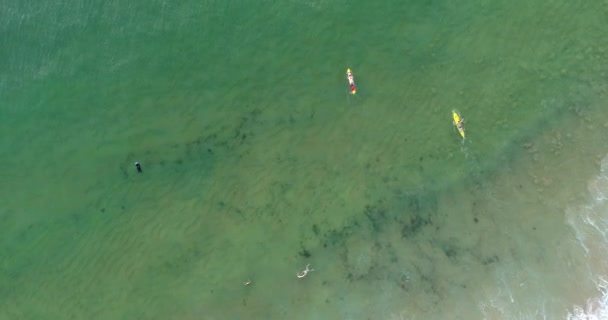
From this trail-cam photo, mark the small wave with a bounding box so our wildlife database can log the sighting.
[567,279,607,320]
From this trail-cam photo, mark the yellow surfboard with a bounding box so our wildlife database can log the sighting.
[453,110,465,139]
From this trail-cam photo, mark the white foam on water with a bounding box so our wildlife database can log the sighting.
[472,153,608,320]
[564,154,608,320]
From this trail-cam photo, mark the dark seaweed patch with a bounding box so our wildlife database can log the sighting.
[322,219,360,247]
[407,195,421,212]
[363,203,387,232]
[401,214,431,238]
[325,229,344,247]
[398,274,410,291]
[441,243,458,258]
[395,192,438,238]
[482,255,500,265]
[298,245,311,258]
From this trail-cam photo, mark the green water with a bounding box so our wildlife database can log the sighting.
[1,0,608,319]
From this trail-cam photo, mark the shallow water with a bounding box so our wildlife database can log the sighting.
[1,0,608,319]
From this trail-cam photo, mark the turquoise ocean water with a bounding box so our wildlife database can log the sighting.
[2,0,608,319]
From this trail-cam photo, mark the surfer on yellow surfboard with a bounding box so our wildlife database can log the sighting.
[453,110,465,140]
